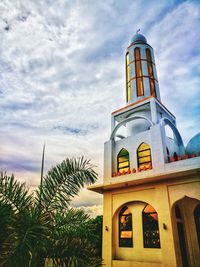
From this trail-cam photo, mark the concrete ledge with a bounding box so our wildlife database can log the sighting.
[88,163,200,193]
[113,260,162,267]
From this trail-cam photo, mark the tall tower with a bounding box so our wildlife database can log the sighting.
[125,31,160,104]
[89,32,200,267]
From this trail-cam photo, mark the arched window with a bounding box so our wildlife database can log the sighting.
[117,148,130,173]
[119,206,133,247]
[134,48,144,96]
[194,204,200,248]
[142,204,160,248]
[146,48,156,97]
[137,143,152,169]
[126,52,131,102]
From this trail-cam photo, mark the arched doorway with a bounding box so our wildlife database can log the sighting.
[172,196,200,267]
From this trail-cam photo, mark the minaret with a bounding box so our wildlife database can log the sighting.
[107,31,185,179]
[126,31,160,104]
[88,31,200,267]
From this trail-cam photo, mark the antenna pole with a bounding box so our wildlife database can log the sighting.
[39,143,45,212]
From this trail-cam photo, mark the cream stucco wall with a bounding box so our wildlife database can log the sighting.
[101,174,200,267]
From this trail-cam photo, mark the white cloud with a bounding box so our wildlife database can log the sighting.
[0,0,200,216]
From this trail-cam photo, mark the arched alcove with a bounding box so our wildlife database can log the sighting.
[160,118,185,155]
[171,196,200,267]
[113,201,161,262]
[110,116,153,140]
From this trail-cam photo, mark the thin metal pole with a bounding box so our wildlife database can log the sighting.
[39,143,45,212]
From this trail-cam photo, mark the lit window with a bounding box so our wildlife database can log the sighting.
[118,148,130,173]
[146,49,156,97]
[134,48,144,96]
[119,206,133,247]
[142,204,160,248]
[137,143,152,169]
[126,53,131,101]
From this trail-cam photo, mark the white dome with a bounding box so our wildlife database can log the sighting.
[186,132,200,154]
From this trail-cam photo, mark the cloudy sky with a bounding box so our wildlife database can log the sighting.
[0,0,200,216]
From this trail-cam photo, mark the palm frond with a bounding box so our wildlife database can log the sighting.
[0,173,33,213]
[35,157,97,212]
[0,208,50,267]
[47,209,102,267]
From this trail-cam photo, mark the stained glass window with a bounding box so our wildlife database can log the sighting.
[118,148,130,173]
[137,143,152,169]
[119,206,133,247]
[134,48,144,96]
[126,53,131,102]
[142,204,160,248]
[146,48,156,97]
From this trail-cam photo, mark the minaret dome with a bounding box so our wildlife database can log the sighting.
[130,32,147,45]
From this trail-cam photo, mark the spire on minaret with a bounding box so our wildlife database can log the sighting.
[126,32,161,104]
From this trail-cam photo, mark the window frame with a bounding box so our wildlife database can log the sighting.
[142,204,161,248]
[134,47,144,97]
[117,148,130,173]
[146,48,156,97]
[126,52,131,102]
[119,206,133,248]
[137,143,152,169]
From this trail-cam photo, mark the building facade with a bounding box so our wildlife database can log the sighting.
[89,33,200,267]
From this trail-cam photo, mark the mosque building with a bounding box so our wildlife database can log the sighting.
[88,32,200,267]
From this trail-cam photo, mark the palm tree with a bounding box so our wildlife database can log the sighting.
[0,157,100,267]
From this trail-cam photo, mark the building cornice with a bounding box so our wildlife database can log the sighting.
[88,164,200,194]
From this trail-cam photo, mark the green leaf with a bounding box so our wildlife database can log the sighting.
[35,157,97,212]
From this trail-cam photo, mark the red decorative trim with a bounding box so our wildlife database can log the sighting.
[132,168,136,173]
[149,164,152,170]
[127,168,131,174]
[170,156,175,162]
[177,155,182,161]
